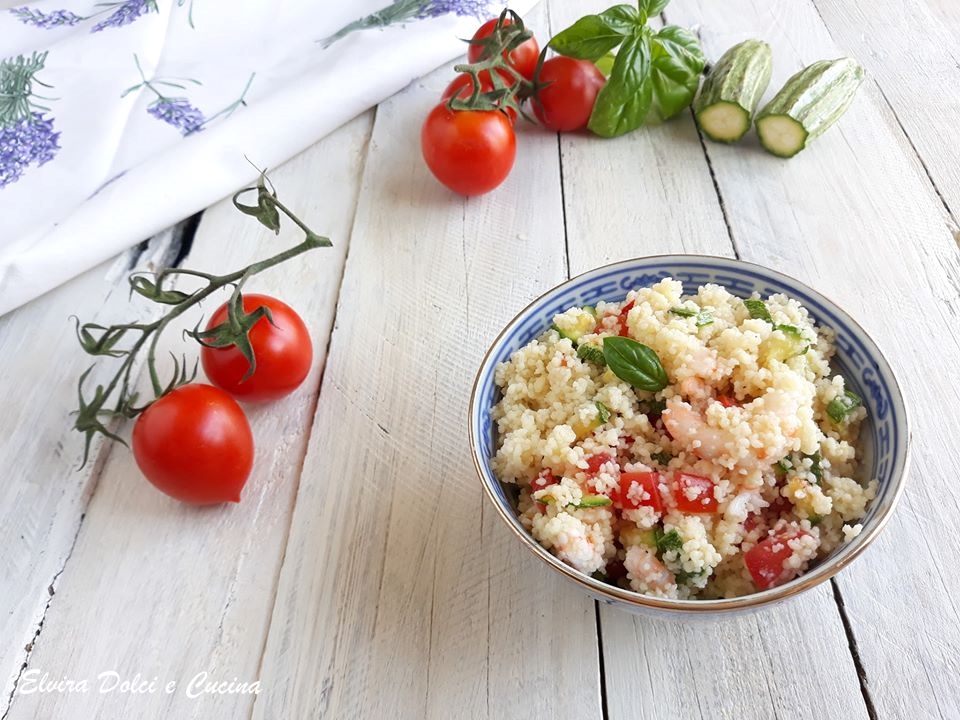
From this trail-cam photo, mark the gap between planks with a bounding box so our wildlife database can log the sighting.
[0,218,200,720]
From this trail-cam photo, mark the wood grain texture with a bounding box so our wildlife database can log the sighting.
[252,6,601,719]
[3,112,373,720]
[546,1,871,717]
[669,1,960,718]
[0,226,183,709]
[809,0,960,226]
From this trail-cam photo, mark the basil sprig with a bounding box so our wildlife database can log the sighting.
[602,336,668,391]
[549,2,705,137]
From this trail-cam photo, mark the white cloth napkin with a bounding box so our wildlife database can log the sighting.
[0,0,536,315]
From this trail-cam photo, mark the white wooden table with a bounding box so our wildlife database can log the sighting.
[3,0,958,717]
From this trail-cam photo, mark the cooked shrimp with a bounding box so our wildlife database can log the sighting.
[662,398,741,466]
[624,545,675,595]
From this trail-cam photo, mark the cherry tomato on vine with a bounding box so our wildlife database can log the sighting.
[442,73,518,123]
[467,18,540,81]
[421,103,516,196]
[201,294,313,403]
[132,383,254,505]
[532,56,606,132]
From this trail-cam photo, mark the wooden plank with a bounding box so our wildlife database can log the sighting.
[667,1,960,718]
[252,5,603,718]
[810,0,960,227]
[4,112,373,720]
[548,0,873,718]
[0,228,180,711]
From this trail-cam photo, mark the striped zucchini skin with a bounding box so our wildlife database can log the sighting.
[756,57,865,157]
[694,39,773,143]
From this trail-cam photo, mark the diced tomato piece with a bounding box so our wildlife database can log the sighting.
[671,472,718,513]
[618,471,664,514]
[617,300,635,337]
[717,394,737,408]
[585,453,615,475]
[531,469,555,493]
[744,531,809,590]
[531,469,556,513]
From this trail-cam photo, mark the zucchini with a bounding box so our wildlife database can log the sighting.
[694,39,773,143]
[756,58,864,158]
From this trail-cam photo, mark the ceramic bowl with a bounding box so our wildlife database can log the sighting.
[468,255,910,615]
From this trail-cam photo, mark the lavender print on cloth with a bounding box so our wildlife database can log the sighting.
[322,0,490,47]
[124,55,254,137]
[9,0,157,32]
[90,0,157,32]
[9,6,83,27]
[0,52,60,189]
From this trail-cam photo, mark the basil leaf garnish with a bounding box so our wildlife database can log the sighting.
[602,336,668,391]
[588,28,653,138]
[804,451,823,485]
[595,401,611,423]
[694,310,714,327]
[827,390,862,423]
[744,298,773,322]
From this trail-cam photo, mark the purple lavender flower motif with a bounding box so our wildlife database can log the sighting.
[0,53,61,190]
[91,0,157,32]
[10,7,84,28]
[146,97,205,136]
[321,0,491,47]
[413,0,489,19]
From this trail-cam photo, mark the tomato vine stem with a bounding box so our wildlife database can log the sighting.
[73,168,329,467]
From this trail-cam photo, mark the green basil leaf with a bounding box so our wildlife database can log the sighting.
[639,0,671,21]
[669,306,696,317]
[695,310,714,327]
[647,25,706,121]
[595,401,611,424]
[651,451,672,466]
[776,323,803,339]
[804,451,824,485]
[827,390,862,423]
[744,298,773,323]
[577,343,607,366]
[588,29,653,138]
[548,5,640,61]
[602,335,668,391]
[655,528,683,555]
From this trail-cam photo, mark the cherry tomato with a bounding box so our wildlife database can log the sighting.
[467,18,540,81]
[421,103,516,196]
[744,531,810,590]
[132,384,254,505]
[200,294,312,403]
[532,56,606,132]
[441,73,518,123]
[671,472,718,513]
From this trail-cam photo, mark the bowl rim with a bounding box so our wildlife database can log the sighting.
[468,254,911,613]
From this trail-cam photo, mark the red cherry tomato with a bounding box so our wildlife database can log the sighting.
[441,73,518,123]
[467,17,540,81]
[532,56,606,132]
[744,531,810,590]
[671,472,718,513]
[132,384,254,505]
[200,294,312,403]
[421,102,516,196]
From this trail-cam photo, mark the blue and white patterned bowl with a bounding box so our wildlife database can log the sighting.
[468,256,910,615]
